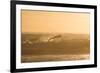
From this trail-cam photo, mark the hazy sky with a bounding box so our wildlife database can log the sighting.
[21,10,90,34]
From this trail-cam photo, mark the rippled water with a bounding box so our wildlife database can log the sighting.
[21,54,89,63]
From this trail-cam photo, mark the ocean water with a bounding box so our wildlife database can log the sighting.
[21,54,89,63]
[21,33,90,63]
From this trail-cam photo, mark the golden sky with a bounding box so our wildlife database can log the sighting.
[21,10,90,34]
